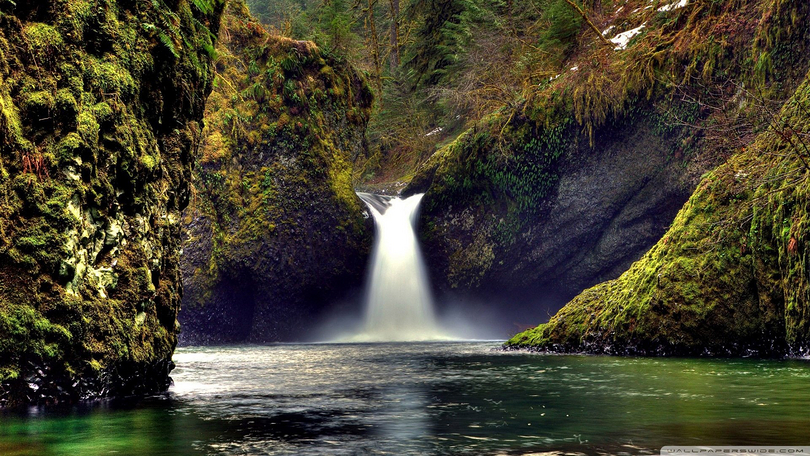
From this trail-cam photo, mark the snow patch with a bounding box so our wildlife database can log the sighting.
[425,127,444,137]
[602,25,615,36]
[570,66,579,72]
[610,23,646,51]
[658,0,688,12]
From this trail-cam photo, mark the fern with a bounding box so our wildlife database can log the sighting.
[159,32,179,58]
[202,43,217,59]
[191,0,214,14]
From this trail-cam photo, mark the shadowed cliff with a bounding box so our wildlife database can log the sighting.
[0,0,224,406]
[179,1,374,344]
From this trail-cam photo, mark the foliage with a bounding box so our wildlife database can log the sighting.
[403,0,477,89]
[245,0,573,186]
[537,0,582,62]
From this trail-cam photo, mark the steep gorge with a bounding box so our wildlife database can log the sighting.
[2,0,808,413]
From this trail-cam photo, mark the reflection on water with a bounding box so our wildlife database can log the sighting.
[2,342,810,455]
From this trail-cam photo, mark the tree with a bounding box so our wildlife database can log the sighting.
[389,0,401,70]
[317,0,360,55]
[403,0,478,90]
[361,0,384,92]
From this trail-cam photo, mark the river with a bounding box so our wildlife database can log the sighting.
[2,342,809,455]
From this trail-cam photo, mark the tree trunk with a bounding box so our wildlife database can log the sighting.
[389,0,401,70]
[367,0,383,92]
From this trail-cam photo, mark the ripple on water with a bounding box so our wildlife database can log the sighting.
[2,342,810,455]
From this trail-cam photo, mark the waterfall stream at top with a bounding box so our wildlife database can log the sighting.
[351,192,447,341]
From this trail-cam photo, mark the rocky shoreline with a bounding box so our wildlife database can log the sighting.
[0,359,175,408]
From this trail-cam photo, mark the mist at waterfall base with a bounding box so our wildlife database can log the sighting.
[312,193,507,342]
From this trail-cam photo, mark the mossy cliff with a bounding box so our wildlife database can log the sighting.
[508,71,810,356]
[0,0,224,406]
[503,0,810,355]
[407,0,810,322]
[408,96,712,311]
[179,1,373,344]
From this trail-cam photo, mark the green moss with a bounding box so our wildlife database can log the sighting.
[55,89,78,117]
[84,58,137,97]
[507,73,810,356]
[22,91,55,116]
[76,110,99,144]
[92,102,113,123]
[1,87,30,150]
[0,0,225,405]
[56,132,83,163]
[22,23,63,59]
[0,303,72,381]
[62,0,94,37]
[140,153,158,171]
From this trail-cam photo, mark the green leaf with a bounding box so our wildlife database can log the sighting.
[159,32,179,58]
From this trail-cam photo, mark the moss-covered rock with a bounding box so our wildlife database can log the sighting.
[178,1,373,344]
[508,70,810,356]
[499,0,810,355]
[407,0,810,325]
[408,101,713,312]
[0,0,224,406]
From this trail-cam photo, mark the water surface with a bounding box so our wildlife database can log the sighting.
[2,342,810,455]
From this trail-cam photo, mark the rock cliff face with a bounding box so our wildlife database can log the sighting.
[508,72,810,356]
[503,0,810,354]
[178,2,373,344]
[0,0,223,406]
[408,109,714,318]
[407,0,810,331]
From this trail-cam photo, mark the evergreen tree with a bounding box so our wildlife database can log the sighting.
[403,0,480,90]
[539,0,583,59]
[312,0,361,56]
[246,0,309,33]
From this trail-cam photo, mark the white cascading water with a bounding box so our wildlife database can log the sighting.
[352,192,446,341]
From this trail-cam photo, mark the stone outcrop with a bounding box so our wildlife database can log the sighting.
[508,72,810,356]
[407,0,810,340]
[0,0,224,406]
[178,2,373,344]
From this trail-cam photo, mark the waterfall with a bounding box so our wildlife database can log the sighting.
[352,192,446,341]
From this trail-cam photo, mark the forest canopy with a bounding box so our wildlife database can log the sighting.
[244,0,592,184]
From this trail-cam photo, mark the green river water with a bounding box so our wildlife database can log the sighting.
[1,342,808,455]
